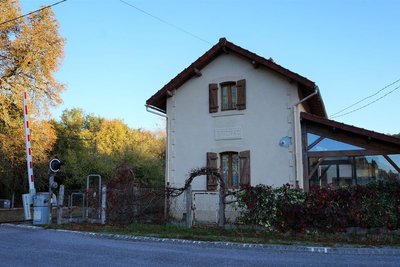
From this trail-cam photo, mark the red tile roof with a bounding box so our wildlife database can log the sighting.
[146,38,327,116]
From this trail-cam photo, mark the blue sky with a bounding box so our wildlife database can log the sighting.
[20,0,400,134]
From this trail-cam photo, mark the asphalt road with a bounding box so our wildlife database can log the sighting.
[0,225,399,267]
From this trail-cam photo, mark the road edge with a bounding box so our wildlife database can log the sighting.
[2,223,400,255]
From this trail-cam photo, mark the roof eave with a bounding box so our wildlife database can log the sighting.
[146,38,326,115]
[301,112,400,147]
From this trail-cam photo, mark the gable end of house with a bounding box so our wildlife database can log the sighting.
[146,38,327,117]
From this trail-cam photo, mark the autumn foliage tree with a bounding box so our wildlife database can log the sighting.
[0,0,65,197]
[52,109,165,189]
[0,1,164,201]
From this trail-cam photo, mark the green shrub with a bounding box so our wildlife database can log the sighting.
[236,184,305,230]
[235,181,400,232]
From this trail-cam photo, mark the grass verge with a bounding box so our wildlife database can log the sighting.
[47,223,400,247]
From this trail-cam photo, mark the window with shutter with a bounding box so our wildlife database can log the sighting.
[239,150,250,187]
[221,152,239,189]
[220,82,237,111]
[236,79,246,110]
[209,83,218,113]
[218,151,250,189]
[218,79,246,111]
[206,152,218,191]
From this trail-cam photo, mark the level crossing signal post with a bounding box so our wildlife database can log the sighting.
[21,92,65,225]
[47,158,62,225]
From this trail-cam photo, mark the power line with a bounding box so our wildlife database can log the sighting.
[330,78,400,117]
[330,84,400,119]
[118,0,212,45]
[0,0,67,27]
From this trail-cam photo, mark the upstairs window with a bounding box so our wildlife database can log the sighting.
[221,82,237,111]
[209,79,246,113]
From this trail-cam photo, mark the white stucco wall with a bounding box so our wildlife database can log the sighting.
[166,53,304,222]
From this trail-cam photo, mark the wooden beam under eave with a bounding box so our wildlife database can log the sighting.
[166,90,173,97]
[251,60,260,69]
[308,149,382,158]
[307,136,325,151]
[222,46,229,54]
[194,68,202,77]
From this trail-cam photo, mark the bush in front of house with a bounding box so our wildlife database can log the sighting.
[235,181,400,232]
[235,184,306,230]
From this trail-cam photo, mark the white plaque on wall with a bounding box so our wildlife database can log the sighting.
[214,127,242,140]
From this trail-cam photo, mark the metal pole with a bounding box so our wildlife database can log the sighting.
[164,182,170,222]
[98,176,101,220]
[292,86,319,189]
[218,185,226,227]
[101,185,106,225]
[48,175,53,225]
[185,185,192,228]
[57,185,64,225]
[86,174,102,220]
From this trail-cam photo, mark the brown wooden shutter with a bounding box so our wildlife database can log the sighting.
[236,79,246,110]
[239,150,250,187]
[207,152,218,191]
[209,83,218,113]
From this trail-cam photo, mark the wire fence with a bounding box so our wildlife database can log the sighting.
[0,167,241,226]
[107,187,165,224]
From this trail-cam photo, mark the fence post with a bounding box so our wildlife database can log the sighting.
[218,187,225,227]
[185,185,192,228]
[132,187,139,217]
[48,176,53,225]
[11,193,14,209]
[22,194,31,220]
[101,185,106,225]
[164,182,170,222]
[57,185,64,225]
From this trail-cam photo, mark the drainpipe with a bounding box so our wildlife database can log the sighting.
[292,86,319,190]
[145,104,169,185]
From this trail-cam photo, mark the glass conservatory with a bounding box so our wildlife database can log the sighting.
[301,113,400,190]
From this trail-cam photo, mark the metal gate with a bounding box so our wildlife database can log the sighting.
[192,190,219,225]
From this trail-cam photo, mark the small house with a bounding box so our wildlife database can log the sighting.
[146,38,400,223]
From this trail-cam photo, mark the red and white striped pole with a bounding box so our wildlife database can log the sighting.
[23,92,36,196]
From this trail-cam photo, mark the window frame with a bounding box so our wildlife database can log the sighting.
[220,81,238,111]
[220,151,240,189]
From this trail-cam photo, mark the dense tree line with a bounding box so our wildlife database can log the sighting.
[52,108,165,190]
[0,107,165,199]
